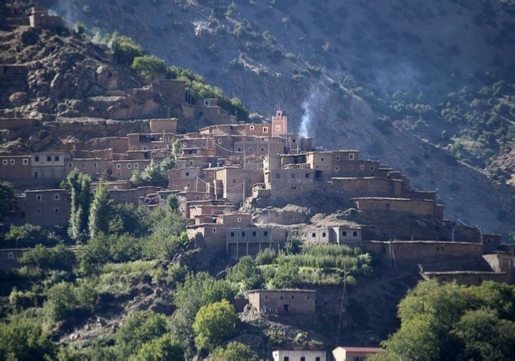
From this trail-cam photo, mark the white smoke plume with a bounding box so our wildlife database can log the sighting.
[299,83,327,138]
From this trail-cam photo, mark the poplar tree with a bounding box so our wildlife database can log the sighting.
[67,170,91,241]
[88,183,112,238]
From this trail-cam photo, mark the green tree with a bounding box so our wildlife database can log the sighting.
[0,182,15,219]
[88,183,112,238]
[227,256,264,292]
[129,335,184,361]
[108,203,152,237]
[166,194,180,213]
[212,341,251,361]
[110,35,145,64]
[269,262,299,289]
[19,244,76,272]
[5,224,59,248]
[115,312,169,359]
[44,281,98,322]
[193,300,239,352]
[0,317,55,360]
[68,170,91,241]
[132,55,167,80]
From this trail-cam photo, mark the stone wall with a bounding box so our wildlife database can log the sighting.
[248,289,316,315]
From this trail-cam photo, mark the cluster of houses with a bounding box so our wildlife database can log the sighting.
[1,106,515,285]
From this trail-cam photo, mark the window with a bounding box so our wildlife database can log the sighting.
[186,172,190,176]
[315,358,321,361]
[248,147,253,152]
[237,147,242,152]
[121,195,125,200]
[2,160,7,165]
[218,139,222,144]
[275,173,281,179]
[263,127,268,133]
[68,163,72,168]
[116,164,121,169]
[36,194,42,201]
[36,208,41,214]
[290,173,296,178]
[189,161,193,166]
[54,207,59,214]
[252,231,256,236]
[10,159,15,165]
[335,166,340,171]
[301,357,306,361]
[322,232,326,237]
[213,228,217,233]
[275,125,281,131]
[55,156,59,161]
[321,158,324,161]
[360,164,365,170]
[284,357,289,361]
[127,164,132,169]
[46,156,51,162]
[233,179,237,184]
[237,217,242,222]
[230,232,234,237]
[143,147,147,150]
[260,147,265,152]
[54,194,60,200]
[312,233,316,238]
[342,231,347,236]
[250,125,254,130]
[336,156,340,161]
[350,165,355,170]
[23,159,29,165]
[241,232,246,237]
[291,295,295,299]
[353,231,358,237]
[264,231,268,237]
[349,153,355,160]
[93,162,98,168]
[134,163,139,169]
[370,166,375,171]
[305,173,310,178]
[82,163,85,168]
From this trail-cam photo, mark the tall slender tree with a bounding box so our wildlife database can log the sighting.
[67,169,91,241]
[88,182,112,238]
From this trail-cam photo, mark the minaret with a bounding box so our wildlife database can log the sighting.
[272,110,288,137]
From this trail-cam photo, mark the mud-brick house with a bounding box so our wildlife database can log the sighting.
[0,155,31,182]
[0,249,27,270]
[226,227,287,258]
[21,189,71,227]
[248,289,316,315]
[31,152,69,180]
[332,346,384,361]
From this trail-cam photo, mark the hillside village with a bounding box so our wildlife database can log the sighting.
[2,4,515,360]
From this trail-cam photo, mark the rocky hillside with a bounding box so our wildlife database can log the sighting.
[31,0,515,236]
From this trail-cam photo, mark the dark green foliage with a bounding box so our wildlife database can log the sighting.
[108,204,152,237]
[111,35,145,64]
[115,312,169,359]
[255,248,277,265]
[0,182,15,218]
[0,317,55,360]
[4,224,61,248]
[44,280,98,322]
[166,193,179,213]
[226,256,264,291]
[129,335,184,361]
[19,244,75,273]
[67,170,91,241]
[371,280,515,361]
[268,261,299,289]
[130,158,173,187]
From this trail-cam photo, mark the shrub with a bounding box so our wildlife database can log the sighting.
[0,317,55,360]
[255,248,277,265]
[110,35,144,64]
[43,281,98,322]
[212,342,251,361]
[132,55,167,80]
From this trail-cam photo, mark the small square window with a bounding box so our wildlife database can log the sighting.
[36,195,42,201]
[312,233,316,238]
[321,158,324,161]
[248,147,253,152]
[264,231,268,236]
[242,232,246,237]
[336,156,340,161]
[233,179,236,184]
[260,147,265,152]
[252,231,256,236]
[275,125,281,131]
[186,172,190,176]
[249,125,255,130]
[116,164,121,169]
[54,194,60,200]
[237,147,242,152]
[213,228,217,233]
[263,127,268,133]
[305,173,310,178]
[55,156,59,161]
[35,156,39,162]
[237,217,241,222]
[370,166,375,171]
[360,165,365,170]
[230,232,235,237]
[82,163,85,168]
[54,207,59,214]
[10,159,15,165]
[349,154,355,160]
[134,163,139,169]
[218,139,222,144]
[322,232,326,237]
[69,163,72,168]
[353,231,358,237]
[290,173,295,178]
[350,165,355,170]
[127,164,132,169]
[335,166,340,171]
[36,208,41,214]
[23,159,29,165]
[275,173,281,179]
[46,156,51,162]
[8,252,14,259]
[2,160,7,165]
[94,162,98,168]
[342,231,347,236]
